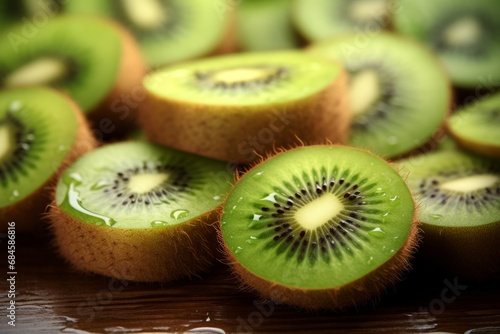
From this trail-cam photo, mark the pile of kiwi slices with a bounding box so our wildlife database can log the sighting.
[1,0,499,315]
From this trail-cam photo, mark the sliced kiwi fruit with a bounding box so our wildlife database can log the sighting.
[0,15,146,136]
[307,32,452,158]
[219,145,418,309]
[140,51,349,163]
[397,150,500,281]
[0,0,63,29]
[65,0,235,67]
[0,87,96,232]
[292,0,392,42]
[237,0,300,51]
[49,141,233,282]
[393,0,500,89]
[447,93,500,158]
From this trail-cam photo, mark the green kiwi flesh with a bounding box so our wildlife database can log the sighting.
[393,0,500,88]
[447,92,500,158]
[397,150,500,280]
[65,0,233,66]
[220,145,417,309]
[307,32,451,158]
[0,15,123,112]
[293,0,392,42]
[50,141,233,282]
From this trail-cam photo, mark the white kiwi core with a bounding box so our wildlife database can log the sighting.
[441,174,498,193]
[0,125,13,162]
[4,58,67,87]
[122,0,167,30]
[294,193,344,230]
[128,173,169,194]
[210,67,280,84]
[443,16,482,48]
[348,0,387,23]
[349,69,382,117]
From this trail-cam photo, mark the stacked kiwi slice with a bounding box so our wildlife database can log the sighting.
[0,87,96,232]
[140,51,350,163]
[49,141,232,282]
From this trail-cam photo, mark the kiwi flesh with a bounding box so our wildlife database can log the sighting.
[393,0,500,89]
[49,141,233,282]
[0,87,96,233]
[65,0,236,67]
[397,150,500,281]
[140,51,349,163]
[237,0,300,51]
[293,0,392,42]
[307,32,452,158]
[0,15,146,137]
[447,92,500,158]
[219,145,418,309]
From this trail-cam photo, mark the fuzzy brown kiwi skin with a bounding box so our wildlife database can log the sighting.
[420,221,500,282]
[446,125,500,159]
[48,199,221,283]
[217,144,420,310]
[87,17,147,140]
[0,91,97,233]
[140,68,350,164]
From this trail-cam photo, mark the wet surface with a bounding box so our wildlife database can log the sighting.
[1,233,499,334]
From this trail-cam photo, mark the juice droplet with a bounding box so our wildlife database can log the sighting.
[91,180,111,191]
[261,192,278,203]
[255,172,264,176]
[212,195,221,200]
[171,209,189,220]
[367,256,374,265]
[252,214,262,221]
[430,214,443,220]
[150,221,169,228]
[368,227,386,238]
[67,183,116,227]
[12,190,19,197]
[234,246,243,254]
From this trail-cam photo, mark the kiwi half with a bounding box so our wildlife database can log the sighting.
[49,141,233,282]
[65,0,235,67]
[0,15,145,136]
[397,150,500,281]
[237,0,300,51]
[0,87,96,232]
[447,93,500,158]
[219,145,417,309]
[307,32,452,158]
[393,0,500,89]
[293,0,392,42]
[140,51,349,163]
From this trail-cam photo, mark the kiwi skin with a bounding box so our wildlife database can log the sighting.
[140,68,350,163]
[0,90,97,233]
[446,123,500,159]
[218,145,419,310]
[48,203,220,283]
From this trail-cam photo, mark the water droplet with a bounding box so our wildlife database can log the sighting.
[252,214,262,221]
[386,136,398,146]
[232,205,237,210]
[151,221,169,228]
[369,227,386,238]
[389,249,395,253]
[91,180,111,191]
[237,196,244,203]
[390,195,399,201]
[256,172,264,176]
[12,190,19,197]
[261,192,278,203]
[430,214,443,220]
[375,187,383,193]
[212,195,221,200]
[8,101,22,113]
[234,246,243,254]
[367,256,374,265]
[171,209,189,220]
[221,221,227,225]
[67,183,116,227]
[245,236,258,244]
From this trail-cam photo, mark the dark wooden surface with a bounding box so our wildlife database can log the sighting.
[1,232,500,334]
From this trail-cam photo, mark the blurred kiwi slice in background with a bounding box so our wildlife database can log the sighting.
[393,0,500,89]
[49,141,233,282]
[0,87,96,232]
[447,92,500,158]
[0,15,146,137]
[0,0,63,29]
[293,0,392,42]
[65,0,236,67]
[308,33,451,158]
[237,0,299,51]
[397,150,500,281]
[140,51,349,163]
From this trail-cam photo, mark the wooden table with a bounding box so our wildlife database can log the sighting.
[1,232,500,334]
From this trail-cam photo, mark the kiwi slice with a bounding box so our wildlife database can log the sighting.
[219,145,417,309]
[397,150,500,281]
[447,93,500,158]
[0,0,63,29]
[293,0,392,42]
[0,15,145,135]
[65,0,235,67]
[307,32,452,158]
[140,51,349,163]
[0,87,96,232]
[237,0,299,51]
[393,0,500,89]
[49,141,233,282]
